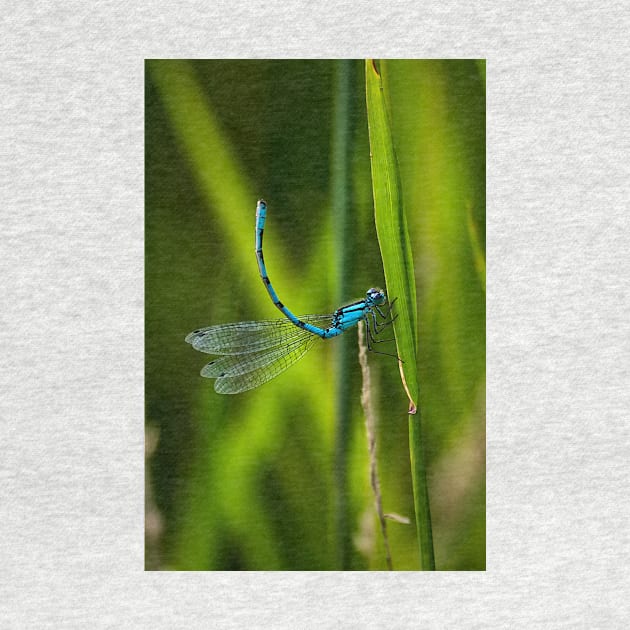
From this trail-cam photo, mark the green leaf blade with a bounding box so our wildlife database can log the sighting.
[365,60,418,412]
[366,59,435,570]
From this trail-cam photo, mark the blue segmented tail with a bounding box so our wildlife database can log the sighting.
[255,199,338,338]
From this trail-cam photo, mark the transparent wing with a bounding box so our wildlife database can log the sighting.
[185,314,334,355]
[202,333,320,394]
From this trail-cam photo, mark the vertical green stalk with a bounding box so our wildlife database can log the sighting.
[365,59,435,569]
[331,59,354,569]
[408,414,434,569]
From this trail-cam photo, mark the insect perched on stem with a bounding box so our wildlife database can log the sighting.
[186,199,397,394]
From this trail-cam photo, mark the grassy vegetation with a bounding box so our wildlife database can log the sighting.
[146,59,485,570]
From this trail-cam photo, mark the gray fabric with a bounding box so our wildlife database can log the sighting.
[2,1,629,627]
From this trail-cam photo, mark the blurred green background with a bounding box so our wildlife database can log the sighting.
[145,59,485,571]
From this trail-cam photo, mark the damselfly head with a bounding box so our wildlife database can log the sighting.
[366,287,386,305]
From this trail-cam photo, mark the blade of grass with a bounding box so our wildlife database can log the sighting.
[365,60,418,411]
[331,59,354,569]
[365,59,435,570]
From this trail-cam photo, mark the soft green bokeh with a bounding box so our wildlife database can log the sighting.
[145,59,485,570]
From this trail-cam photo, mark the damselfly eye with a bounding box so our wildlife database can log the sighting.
[366,287,386,304]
